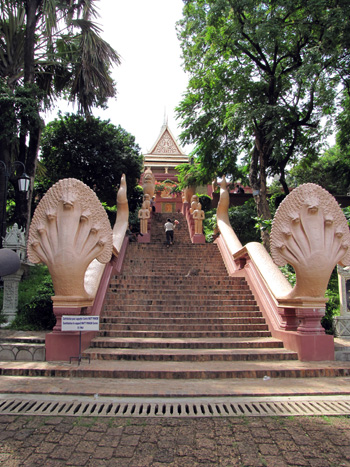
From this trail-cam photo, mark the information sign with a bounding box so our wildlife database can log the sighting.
[62,315,100,331]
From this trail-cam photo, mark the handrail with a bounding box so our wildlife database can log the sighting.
[84,174,129,301]
[215,179,335,361]
[216,176,243,255]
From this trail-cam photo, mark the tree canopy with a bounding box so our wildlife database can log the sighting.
[38,114,143,212]
[176,0,350,248]
[290,144,350,195]
[0,0,120,236]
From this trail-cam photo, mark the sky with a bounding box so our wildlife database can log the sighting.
[46,0,190,155]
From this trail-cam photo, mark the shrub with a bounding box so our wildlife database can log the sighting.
[9,265,56,331]
[322,268,340,335]
[203,208,217,243]
[203,200,261,244]
[197,194,212,212]
[228,199,261,245]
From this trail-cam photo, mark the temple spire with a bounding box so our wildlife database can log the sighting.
[163,108,169,128]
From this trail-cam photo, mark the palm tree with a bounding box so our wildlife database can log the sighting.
[0,0,120,237]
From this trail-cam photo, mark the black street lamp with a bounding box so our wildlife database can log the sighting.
[0,161,31,248]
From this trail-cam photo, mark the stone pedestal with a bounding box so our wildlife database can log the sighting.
[192,233,205,244]
[335,316,350,337]
[2,268,24,324]
[1,224,27,325]
[336,265,350,338]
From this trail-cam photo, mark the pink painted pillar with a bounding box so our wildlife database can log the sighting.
[46,306,96,361]
[296,308,326,334]
[278,307,299,331]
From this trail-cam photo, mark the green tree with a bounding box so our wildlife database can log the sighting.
[291,144,350,195]
[336,93,350,152]
[38,114,143,220]
[0,0,120,237]
[176,0,350,249]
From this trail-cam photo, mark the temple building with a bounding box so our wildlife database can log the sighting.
[143,122,189,182]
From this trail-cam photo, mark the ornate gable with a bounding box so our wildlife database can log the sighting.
[144,123,189,176]
[149,125,185,155]
[152,128,182,155]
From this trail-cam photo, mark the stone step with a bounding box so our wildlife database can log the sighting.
[121,270,228,276]
[122,269,228,275]
[125,257,224,263]
[100,323,269,332]
[103,299,258,307]
[110,277,248,285]
[110,287,251,295]
[82,347,298,362]
[104,305,260,312]
[101,317,266,325]
[108,293,256,302]
[99,330,272,338]
[1,360,350,379]
[89,336,285,349]
[109,284,251,293]
[101,311,264,318]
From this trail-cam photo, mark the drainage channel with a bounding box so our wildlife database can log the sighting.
[0,395,350,418]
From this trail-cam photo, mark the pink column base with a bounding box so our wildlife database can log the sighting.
[46,330,96,362]
[275,331,334,361]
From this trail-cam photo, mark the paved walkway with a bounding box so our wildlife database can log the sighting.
[1,332,350,465]
[0,413,349,466]
[1,374,350,398]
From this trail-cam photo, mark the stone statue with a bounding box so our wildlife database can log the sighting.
[142,167,155,198]
[138,201,150,234]
[3,223,26,261]
[27,178,113,306]
[193,202,205,234]
[190,195,199,214]
[143,194,152,212]
[270,183,350,301]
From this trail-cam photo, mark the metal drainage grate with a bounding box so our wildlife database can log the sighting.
[0,396,350,418]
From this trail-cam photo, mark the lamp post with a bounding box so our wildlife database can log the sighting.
[0,160,31,248]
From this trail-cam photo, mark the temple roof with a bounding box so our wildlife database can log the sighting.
[144,124,189,169]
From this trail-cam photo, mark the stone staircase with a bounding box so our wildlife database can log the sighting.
[1,212,350,388]
[82,213,300,375]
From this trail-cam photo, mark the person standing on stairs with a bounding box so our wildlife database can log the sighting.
[164,218,178,247]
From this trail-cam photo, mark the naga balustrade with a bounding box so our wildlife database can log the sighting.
[215,177,350,361]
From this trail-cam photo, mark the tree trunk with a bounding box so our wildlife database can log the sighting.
[0,144,11,247]
[17,0,44,236]
[24,0,41,84]
[249,131,272,252]
[279,171,290,195]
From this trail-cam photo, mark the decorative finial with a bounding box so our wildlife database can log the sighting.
[163,107,168,127]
